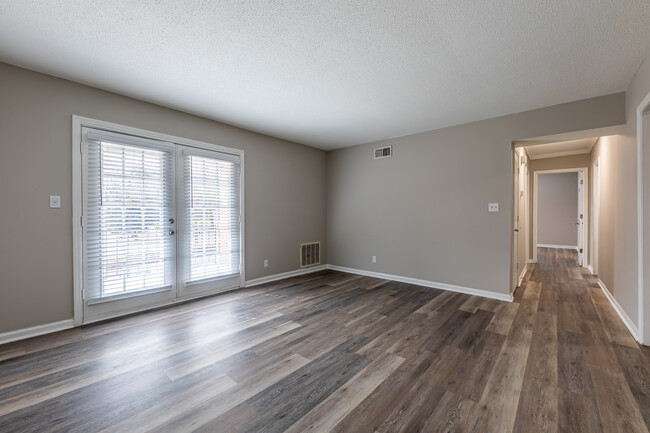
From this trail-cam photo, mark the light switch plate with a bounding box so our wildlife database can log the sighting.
[488,202,499,212]
[50,195,61,209]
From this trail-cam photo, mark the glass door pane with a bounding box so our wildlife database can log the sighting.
[177,146,241,298]
[82,128,176,322]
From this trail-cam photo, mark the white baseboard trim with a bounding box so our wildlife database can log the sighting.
[245,265,327,288]
[3,263,511,345]
[0,319,74,346]
[537,244,578,250]
[527,259,536,264]
[596,279,642,344]
[518,264,528,287]
[327,265,512,302]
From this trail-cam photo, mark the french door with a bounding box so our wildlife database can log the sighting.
[81,127,242,323]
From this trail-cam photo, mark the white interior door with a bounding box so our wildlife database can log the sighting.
[591,159,599,274]
[577,171,584,266]
[512,151,520,289]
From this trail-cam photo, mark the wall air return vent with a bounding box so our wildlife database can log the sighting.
[374,146,392,159]
[300,241,321,268]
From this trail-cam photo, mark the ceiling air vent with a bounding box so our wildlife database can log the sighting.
[374,146,392,159]
[300,241,321,268]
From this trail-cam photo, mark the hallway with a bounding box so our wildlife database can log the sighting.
[515,247,650,432]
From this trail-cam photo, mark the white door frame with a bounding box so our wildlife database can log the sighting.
[591,157,600,275]
[532,167,588,264]
[512,149,520,292]
[524,162,530,265]
[72,115,246,326]
[637,90,650,344]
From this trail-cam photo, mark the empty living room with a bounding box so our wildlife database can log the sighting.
[1,1,650,432]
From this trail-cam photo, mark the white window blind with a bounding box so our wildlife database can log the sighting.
[182,149,241,285]
[84,134,175,302]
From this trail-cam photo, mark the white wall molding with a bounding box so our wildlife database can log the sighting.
[586,265,594,274]
[0,319,74,346]
[4,263,517,345]
[327,265,513,302]
[518,264,528,287]
[636,91,649,345]
[537,244,578,250]
[597,279,642,344]
[245,265,327,288]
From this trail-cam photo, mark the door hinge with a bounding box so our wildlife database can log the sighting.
[580,248,583,253]
[580,213,583,219]
[580,179,584,184]
[80,215,84,227]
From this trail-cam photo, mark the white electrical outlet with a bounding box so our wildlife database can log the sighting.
[264,259,269,268]
[488,203,499,212]
[372,256,377,263]
[49,195,61,209]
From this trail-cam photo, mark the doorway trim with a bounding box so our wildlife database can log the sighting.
[532,167,588,264]
[636,90,650,344]
[590,157,600,275]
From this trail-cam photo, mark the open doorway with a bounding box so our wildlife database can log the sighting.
[532,168,588,266]
[511,138,597,290]
[511,147,528,291]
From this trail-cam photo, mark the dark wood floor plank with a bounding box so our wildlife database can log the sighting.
[331,349,438,433]
[420,390,477,433]
[374,345,467,433]
[512,311,558,433]
[588,286,639,348]
[590,365,649,433]
[558,388,603,433]
[241,337,371,433]
[486,301,519,335]
[466,280,540,433]
[557,331,596,398]
[283,353,405,433]
[141,353,310,432]
[613,344,650,427]
[0,248,648,433]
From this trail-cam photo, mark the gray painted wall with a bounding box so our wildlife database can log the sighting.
[0,62,327,333]
[537,172,578,247]
[3,55,648,338]
[588,54,650,336]
[327,93,625,297]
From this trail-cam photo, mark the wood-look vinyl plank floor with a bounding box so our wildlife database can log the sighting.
[0,248,648,432]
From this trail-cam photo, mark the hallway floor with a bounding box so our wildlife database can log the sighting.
[513,247,650,432]
[0,248,648,432]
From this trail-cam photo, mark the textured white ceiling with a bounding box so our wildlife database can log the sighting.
[1,1,649,150]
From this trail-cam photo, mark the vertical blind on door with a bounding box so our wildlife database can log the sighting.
[181,149,241,285]
[84,136,175,302]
